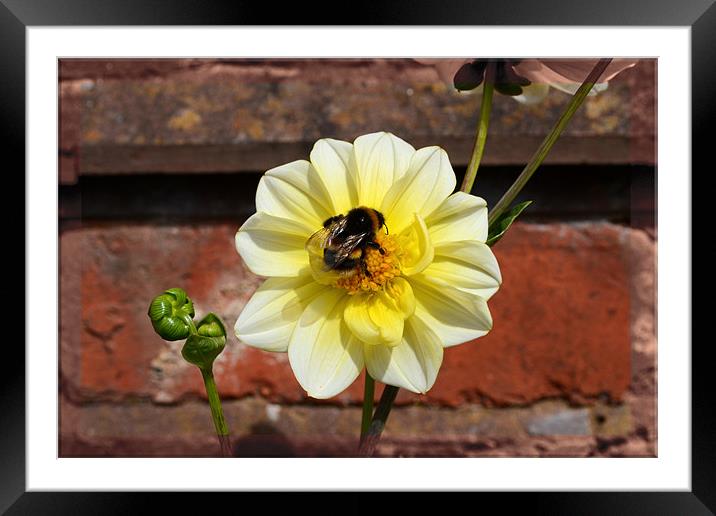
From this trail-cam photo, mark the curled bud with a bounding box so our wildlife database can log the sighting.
[182,313,227,371]
[148,288,196,341]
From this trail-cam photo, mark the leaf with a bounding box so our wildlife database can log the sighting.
[486,201,532,247]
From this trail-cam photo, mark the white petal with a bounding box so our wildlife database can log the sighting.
[426,240,502,300]
[256,160,333,230]
[235,212,311,277]
[549,81,609,96]
[409,274,493,347]
[513,83,551,105]
[534,59,638,84]
[234,273,325,352]
[364,316,443,394]
[515,60,616,96]
[352,132,415,208]
[381,146,456,234]
[310,138,359,215]
[288,288,363,399]
[425,191,488,244]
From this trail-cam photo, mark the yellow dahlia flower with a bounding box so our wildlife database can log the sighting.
[234,132,501,399]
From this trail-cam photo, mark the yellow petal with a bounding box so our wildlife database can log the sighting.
[398,213,434,276]
[381,146,456,234]
[386,277,417,319]
[425,191,488,245]
[310,138,359,215]
[234,272,325,352]
[256,160,333,230]
[409,274,493,347]
[288,289,364,399]
[364,316,443,394]
[235,212,311,277]
[343,277,415,346]
[344,293,403,347]
[352,132,415,208]
[427,240,502,300]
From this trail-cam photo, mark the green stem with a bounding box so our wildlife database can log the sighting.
[358,384,399,457]
[201,367,232,457]
[488,58,613,226]
[460,62,495,194]
[360,374,375,440]
[181,312,198,335]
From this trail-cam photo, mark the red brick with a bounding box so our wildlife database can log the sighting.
[428,223,634,406]
[59,59,210,81]
[60,222,648,406]
[59,81,83,184]
[59,81,81,155]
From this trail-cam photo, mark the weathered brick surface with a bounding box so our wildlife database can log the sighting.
[59,396,651,458]
[624,228,657,447]
[58,59,655,182]
[57,58,657,458]
[60,222,647,408]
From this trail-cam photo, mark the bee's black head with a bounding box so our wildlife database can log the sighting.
[346,206,385,233]
[375,210,385,230]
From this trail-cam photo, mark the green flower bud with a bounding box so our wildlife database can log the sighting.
[148,288,196,341]
[182,313,227,371]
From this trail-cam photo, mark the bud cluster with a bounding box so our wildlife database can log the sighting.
[148,288,227,371]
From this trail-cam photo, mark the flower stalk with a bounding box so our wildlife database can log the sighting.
[460,62,495,194]
[356,58,614,457]
[201,367,232,457]
[360,374,375,439]
[488,58,613,225]
[358,384,399,457]
[148,288,232,457]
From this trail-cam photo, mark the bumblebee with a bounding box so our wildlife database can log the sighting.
[305,206,388,279]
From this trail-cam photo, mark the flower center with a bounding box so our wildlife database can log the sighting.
[335,232,402,295]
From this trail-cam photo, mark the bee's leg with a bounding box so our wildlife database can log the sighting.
[361,260,372,278]
[367,240,386,255]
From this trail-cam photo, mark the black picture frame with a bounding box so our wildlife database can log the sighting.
[6,0,713,512]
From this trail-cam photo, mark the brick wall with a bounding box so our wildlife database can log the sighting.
[59,59,656,457]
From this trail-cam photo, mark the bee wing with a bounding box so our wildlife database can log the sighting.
[304,218,369,278]
[305,219,346,261]
[327,232,371,269]
[305,226,335,280]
